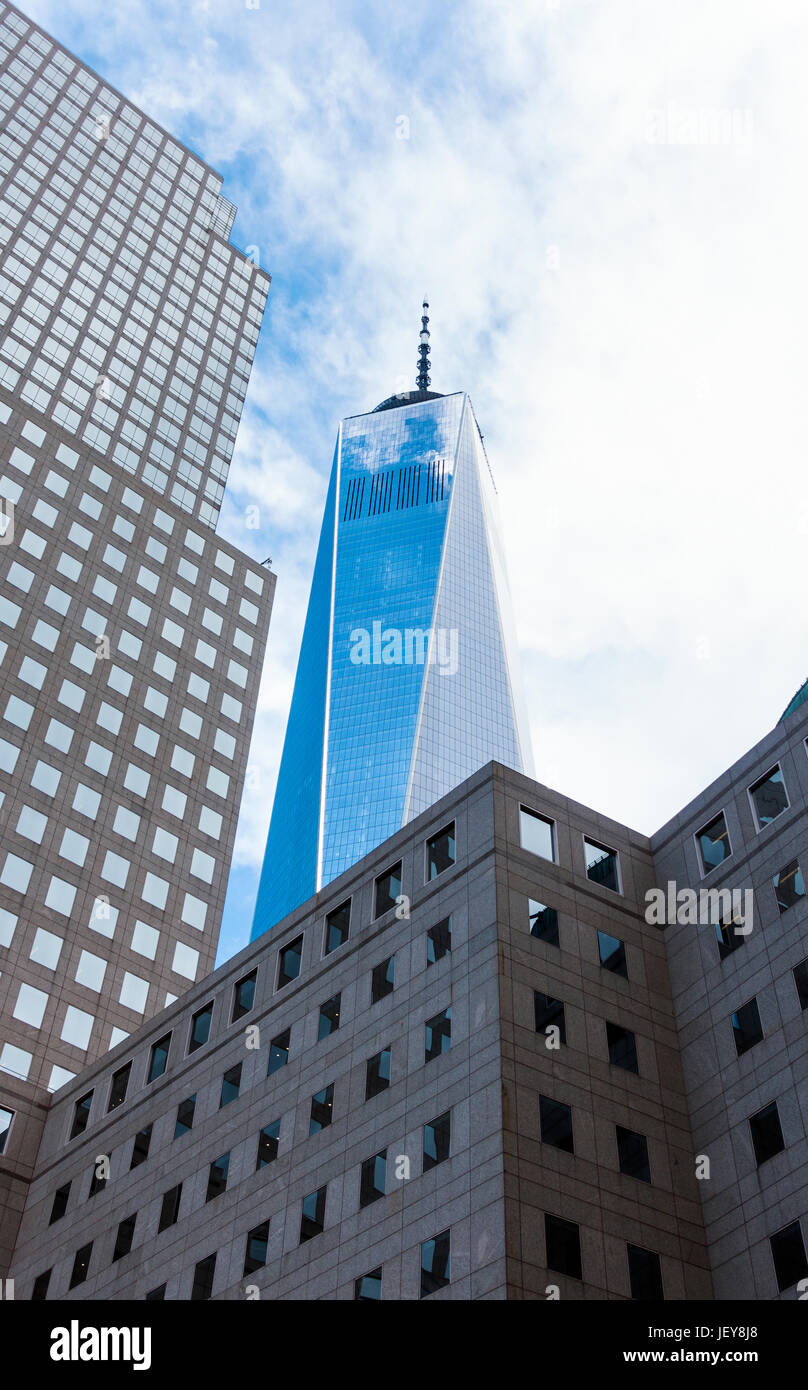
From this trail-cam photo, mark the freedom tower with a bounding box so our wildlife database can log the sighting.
[252,306,533,937]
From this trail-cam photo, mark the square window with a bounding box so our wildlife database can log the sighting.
[749,765,788,829]
[243,1220,269,1276]
[220,1062,241,1107]
[75,950,106,992]
[359,1149,387,1207]
[73,784,101,818]
[773,859,804,914]
[300,1186,326,1243]
[770,1221,808,1293]
[540,1095,574,1152]
[182,893,207,931]
[277,935,303,988]
[31,761,61,797]
[584,838,620,892]
[696,811,731,874]
[163,785,187,818]
[371,955,395,1003]
[190,847,214,882]
[732,997,763,1056]
[427,915,452,963]
[365,1046,391,1100]
[61,1006,94,1050]
[1,853,34,894]
[85,741,112,774]
[616,1125,651,1182]
[324,900,350,954]
[606,1021,638,1073]
[134,724,159,757]
[172,941,198,980]
[374,860,402,918]
[520,805,556,860]
[534,992,566,1044]
[148,1033,171,1082]
[420,1230,450,1297]
[529,899,559,945]
[545,1213,581,1280]
[318,993,341,1040]
[257,1120,280,1168]
[158,1184,182,1233]
[120,972,149,1013]
[0,1043,31,1080]
[142,873,169,909]
[131,921,159,959]
[0,907,18,948]
[16,805,48,843]
[309,1082,334,1134]
[423,1111,451,1170]
[627,1244,664,1300]
[425,1006,451,1062]
[267,1028,290,1075]
[59,827,89,867]
[198,806,222,838]
[153,826,178,861]
[426,823,455,879]
[45,875,77,915]
[101,851,129,888]
[30,928,63,970]
[13,982,49,1029]
[749,1101,785,1165]
[232,969,257,1020]
[598,930,628,977]
[124,764,150,796]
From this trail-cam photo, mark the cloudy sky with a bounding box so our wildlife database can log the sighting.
[24,0,808,961]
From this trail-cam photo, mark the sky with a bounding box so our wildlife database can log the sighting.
[21,0,808,963]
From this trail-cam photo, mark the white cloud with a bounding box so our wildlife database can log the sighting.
[26,0,808,943]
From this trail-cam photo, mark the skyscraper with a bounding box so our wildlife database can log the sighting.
[252,305,533,938]
[0,1,273,1104]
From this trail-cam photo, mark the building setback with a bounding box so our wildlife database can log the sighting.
[0,1,275,1272]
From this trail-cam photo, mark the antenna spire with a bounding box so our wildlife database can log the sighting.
[416,299,431,391]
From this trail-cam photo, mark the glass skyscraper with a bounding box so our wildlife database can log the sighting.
[252,316,532,937]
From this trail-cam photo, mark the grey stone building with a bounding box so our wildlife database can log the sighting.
[0,1,275,1272]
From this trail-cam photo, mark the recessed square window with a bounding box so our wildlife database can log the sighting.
[61,1006,94,1050]
[545,1213,581,1280]
[371,955,395,1003]
[31,760,61,797]
[153,827,178,862]
[427,915,452,963]
[584,838,620,892]
[30,928,63,970]
[16,805,48,843]
[142,872,169,909]
[324,900,350,955]
[190,848,215,882]
[163,785,187,818]
[45,875,77,915]
[57,679,85,713]
[309,1082,334,1134]
[540,1095,574,1152]
[277,936,303,988]
[696,811,731,874]
[598,930,628,977]
[60,827,89,867]
[198,806,222,839]
[171,746,195,778]
[89,897,118,939]
[300,1187,326,1243]
[770,1221,808,1293]
[606,1021,638,1073]
[134,724,159,757]
[520,805,556,860]
[172,941,198,980]
[616,1125,651,1182]
[374,861,402,918]
[13,982,49,1029]
[749,765,788,829]
[1,853,34,894]
[529,899,559,945]
[627,1244,663,1301]
[732,997,763,1056]
[749,1101,785,1166]
[773,859,804,914]
[182,894,207,931]
[420,1230,450,1297]
[85,741,112,774]
[534,992,566,1044]
[124,763,150,797]
[75,950,107,993]
[426,823,455,880]
[101,851,129,888]
[18,656,47,690]
[120,972,149,1013]
[0,907,18,947]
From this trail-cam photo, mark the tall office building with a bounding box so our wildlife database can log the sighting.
[252,305,533,937]
[0,1,275,1269]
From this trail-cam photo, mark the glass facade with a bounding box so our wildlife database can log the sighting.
[252,391,532,937]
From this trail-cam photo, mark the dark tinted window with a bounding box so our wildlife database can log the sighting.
[244,1220,270,1276]
[309,1083,334,1135]
[69,1091,92,1139]
[423,1112,451,1171]
[158,1183,182,1233]
[696,812,731,873]
[88,1160,107,1198]
[232,970,257,1020]
[107,1064,131,1112]
[520,806,555,860]
[425,1006,451,1063]
[188,1002,213,1053]
[277,935,303,988]
[365,1047,391,1100]
[427,915,452,964]
[420,1230,450,1297]
[206,1152,230,1201]
[616,1125,651,1182]
[606,1021,638,1073]
[529,900,559,945]
[355,1268,382,1300]
[49,1182,70,1224]
[69,1242,92,1289]
[31,1270,51,1300]
[220,1062,241,1107]
[545,1213,581,1279]
[147,1034,171,1083]
[267,1028,290,1075]
[318,993,341,1040]
[770,1221,808,1292]
[256,1120,280,1168]
[0,1106,12,1155]
[130,1124,152,1169]
[112,1214,136,1262]
[426,824,455,879]
[145,1284,166,1301]
[324,900,350,955]
[360,1149,387,1207]
[371,955,395,1003]
[534,993,566,1044]
[540,1096,574,1153]
[374,861,402,918]
[627,1243,663,1300]
[191,1254,216,1301]
[749,1102,785,1166]
[749,765,788,827]
[794,958,808,1010]
[174,1093,196,1139]
[732,997,763,1056]
[773,859,804,914]
[584,839,620,892]
[598,930,627,977]
[300,1186,326,1242]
